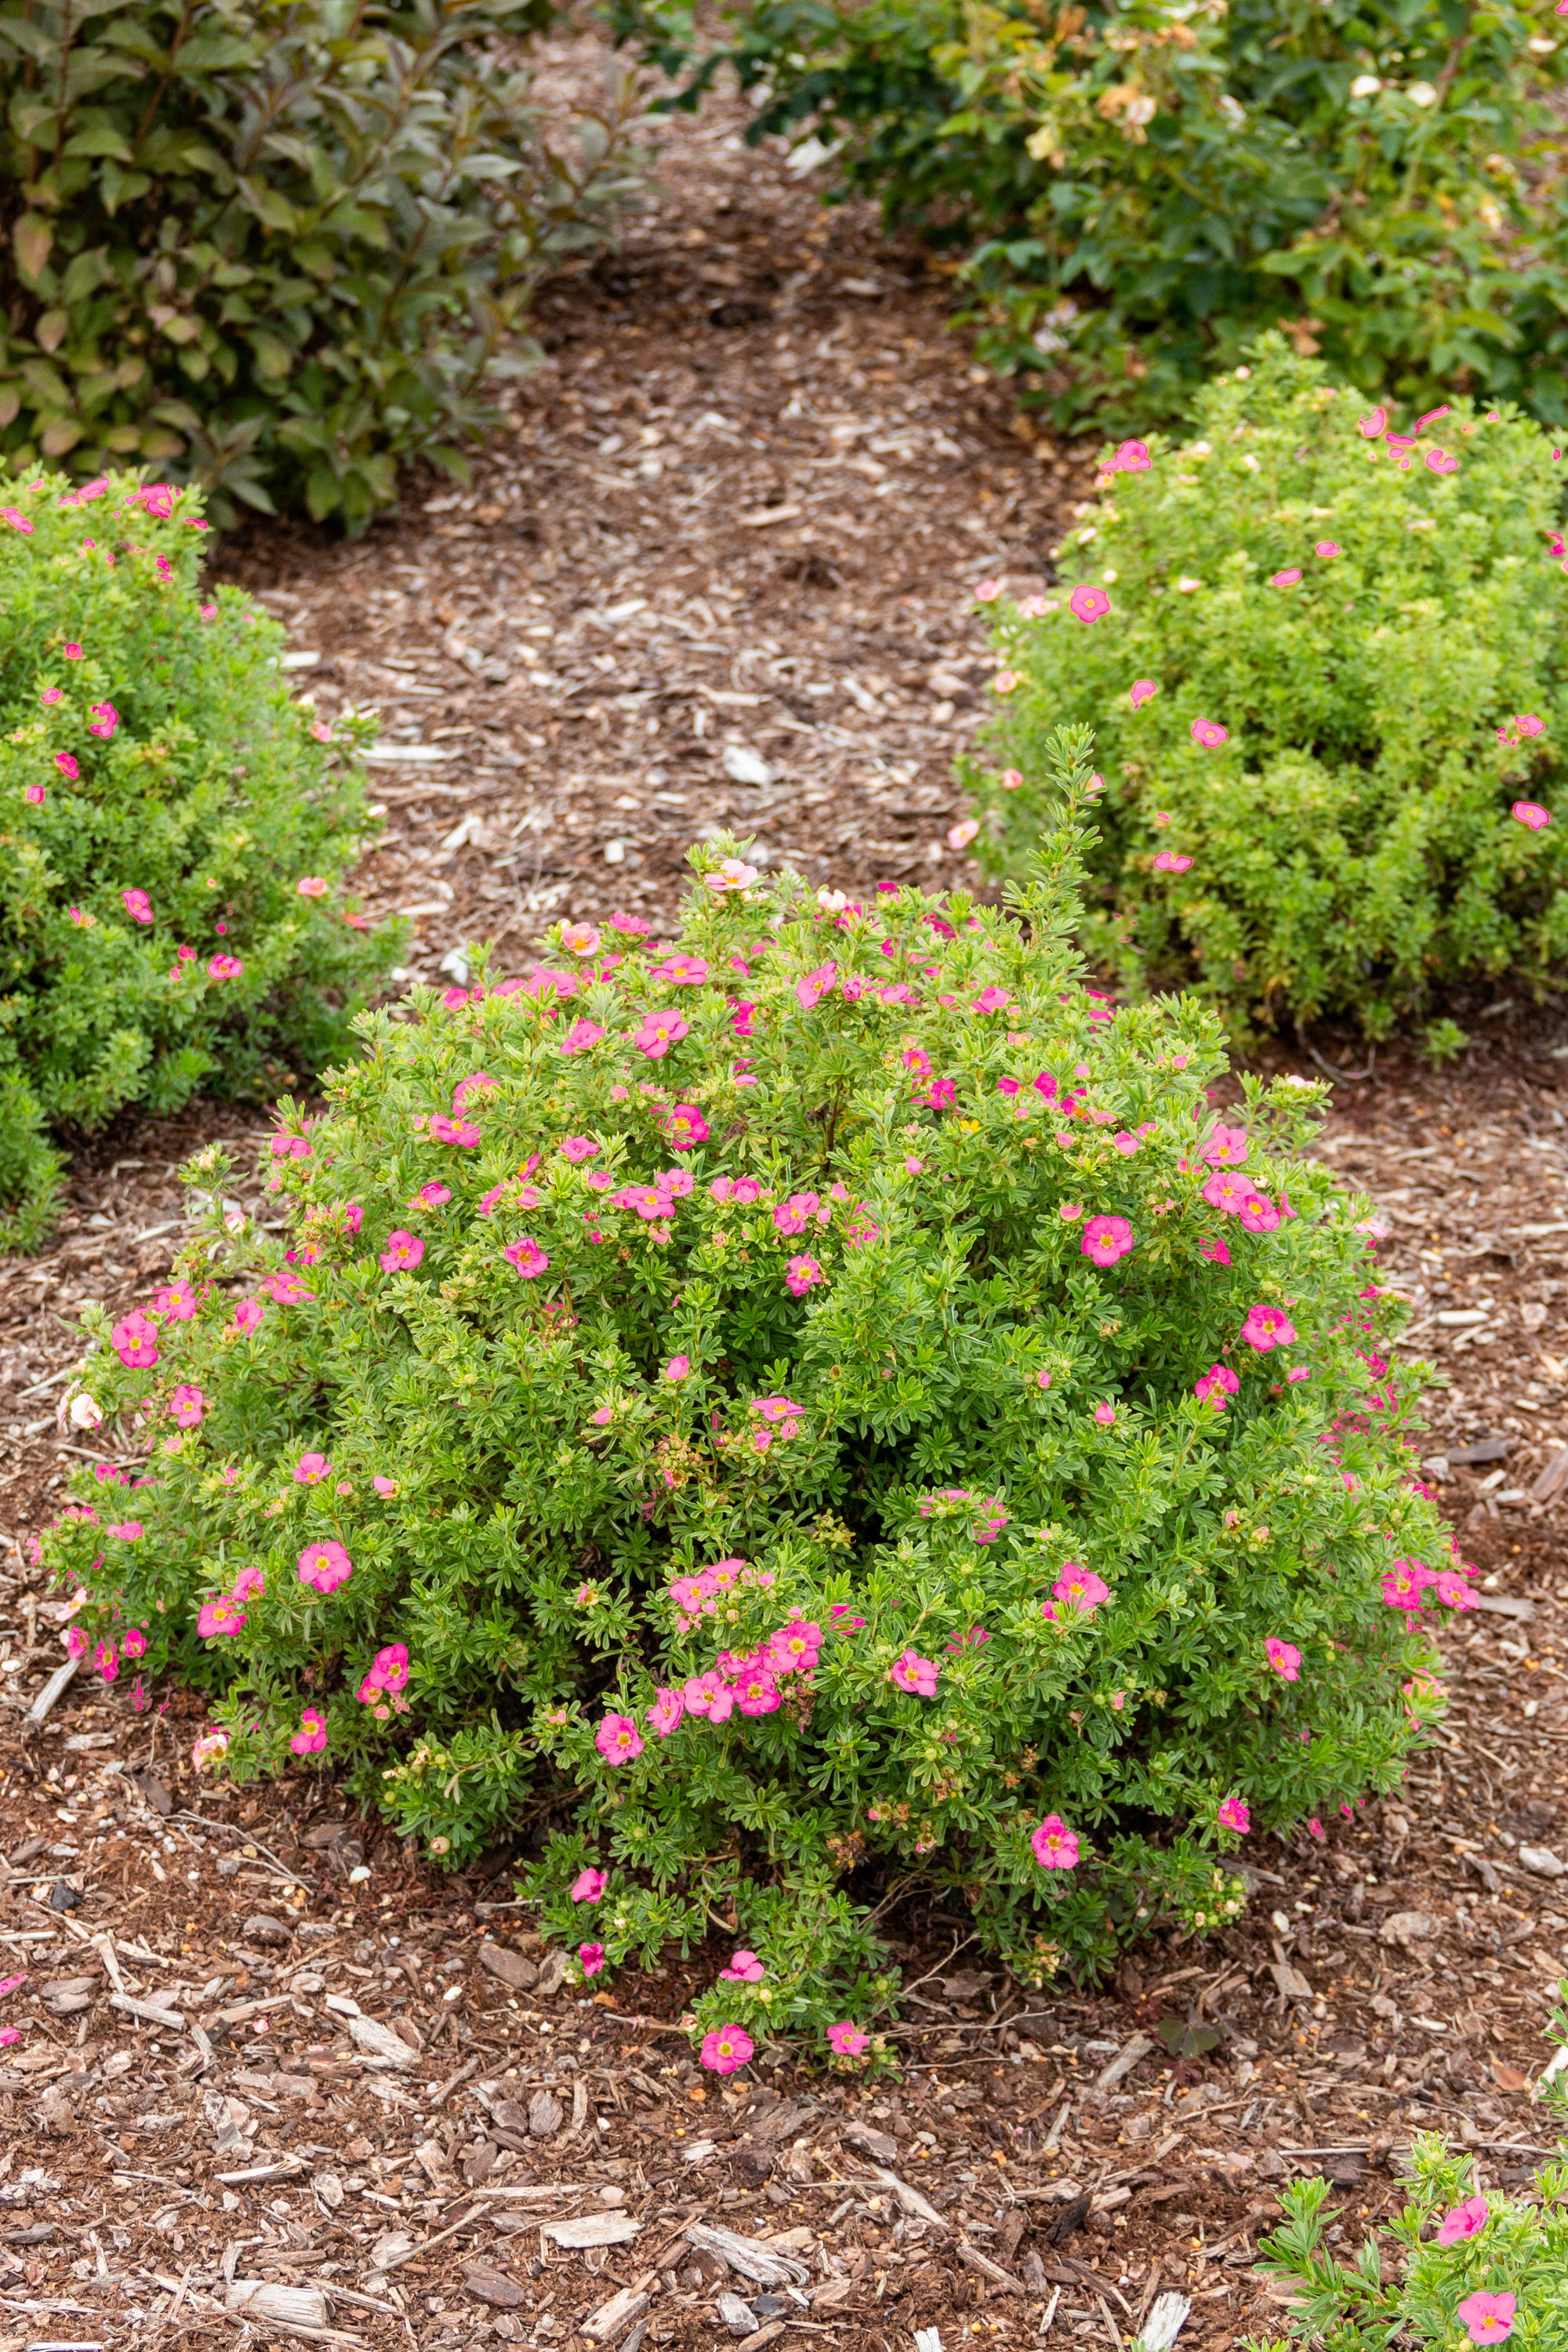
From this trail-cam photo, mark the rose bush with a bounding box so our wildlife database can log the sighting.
[42,728,1457,2064]
[0,468,398,1249]
[966,338,1568,1043]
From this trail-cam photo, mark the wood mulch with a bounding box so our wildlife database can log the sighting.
[0,21,1566,2352]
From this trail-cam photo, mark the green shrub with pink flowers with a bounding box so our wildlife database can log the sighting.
[1243,2002,1568,2350]
[43,728,1461,2064]
[0,467,400,1251]
[965,336,1568,1044]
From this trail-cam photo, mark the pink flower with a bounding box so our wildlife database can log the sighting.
[769,1620,822,1672]
[208,954,243,980]
[649,953,709,986]
[1237,1190,1279,1234]
[23,784,43,805]
[1092,1401,1116,1426]
[1427,448,1457,475]
[572,1867,608,1903]
[152,1279,198,1320]
[122,1627,147,1659]
[429,1113,481,1146]
[947,816,980,850]
[298,1541,352,1595]
[1129,679,1158,709]
[296,876,329,898]
[197,1595,246,1639]
[504,1236,550,1279]
[1194,1363,1240,1408]
[111,1312,159,1369]
[646,1687,684,1737]
[1069,584,1110,624]
[88,701,118,739]
[1218,1797,1250,1834]
[1437,2194,1490,2247]
[720,1950,766,1983]
[973,578,1002,601]
[579,1942,607,1978]
[55,750,81,782]
[1316,540,1341,559]
[1382,1559,1436,1612]
[1516,713,1545,738]
[1031,1815,1079,1869]
[596,1712,644,1766]
[561,922,601,958]
[1190,719,1229,749]
[416,1181,451,1209]
[1269,568,1302,587]
[380,1229,425,1273]
[609,909,653,935]
[1081,1215,1134,1267]
[93,1637,118,1682]
[827,2020,869,2056]
[263,1270,315,1305]
[191,1730,230,1773]
[0,506,31,532]
[296,1451,333,1486]
[65,1625,88,1659]
[107,1520,143,1541]
[233,1298,264,1335]
[992,669,1022,694]
[663,1355,691,1385]
[785,1254,825,1296]
[1051,1567,1109,1617]
[290,1709,328,1756]
[1436,1569,1479,1610]
[890,1648,939,1697]
[1456,2292,1515,2344]
[1202,1124,1248,1166]
[63,640,83,657]
[232,1566,266,1603]
[706,857,760,892]
[1265,1637,1301,1681]
[634,1010,689,1058]
[1241,1304,1296,1351]
[1512,800,1551,830]
[561,1018,606,1054]
[1152,850,1192,873]
[700,2024,754,2074]
[121,885,152,921]
[560,1136,600,1163]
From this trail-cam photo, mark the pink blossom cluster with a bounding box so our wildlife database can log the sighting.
[666,1555,774,1628]
[1202,1167,1281,1232]
[1041,1565,1111,1623]
[1380,1559,1478,1613]
[916,1487,1010,1544]
[358,1642,412,1719]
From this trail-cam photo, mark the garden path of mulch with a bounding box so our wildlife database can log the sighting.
[4,23,1568,2352]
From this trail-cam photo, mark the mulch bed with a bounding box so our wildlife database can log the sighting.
[0,20,1566,2352]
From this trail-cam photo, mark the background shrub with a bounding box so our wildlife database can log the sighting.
[45,734,1456,2063]
[0,0,645,530]
[967,339,1568,1041]
[0,468,399,1249]
[630,0,1568,434]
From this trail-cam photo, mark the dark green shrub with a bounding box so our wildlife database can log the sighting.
[630,0,1568,434]
[0,468,400,1248]
[0,0,644,529]
[43,731,1454,2063]
[967,339,1568,1040]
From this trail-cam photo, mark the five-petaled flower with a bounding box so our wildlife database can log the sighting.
[379,1229,425,1273]
[1456,2292,1515,2345]
[1031,1815,1079,1869]
[597,1712,644,1766]
[700,2024,753,2074]
[1265,1637,1301,1681]
[1218,1796,1250,1834]
[298,1541,352,1595]
[827,2020,869,2056]
[890,1649,939,1697]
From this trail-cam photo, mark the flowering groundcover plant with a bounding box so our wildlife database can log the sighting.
[1243,2001,1568,2350]
[0,470,398,1247]
[967,337,1568,1042]
[45,730,1459,2064]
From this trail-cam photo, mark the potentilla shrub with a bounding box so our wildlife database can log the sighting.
[1243,2021,1568,2352]
[0,469,398,1249]
[967,337,1568,1041]
[44,731,1461,2066]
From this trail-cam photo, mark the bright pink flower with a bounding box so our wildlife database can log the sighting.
[121,885,151,921]
[1456,2292,1515,2344]
[752,1395,804,1422]
[416,1181,451,1209]
[890,1648,938,1697]
[1436,1569,1478,1610]
[208,953,243,979]
[559,1136,599,1165]
[429,1113,481,1146]
[233,1298,264,1335]
[232,1566,266,1603]
[666,1103,710,1148]
[1152,850,1192,873]
[1436,2194,1490,2247]
[1241,1304,1296,1351]
[290,1709,328,1755]
[1202,1125,1248,1166]
[1190,719,1229,749]
[1031,1815,1079,1869]
[295,1451,332,1484]
[579,1943,607,1978]
[197,1595,246,1639]
[1081,1215,1134,1268]
[572,1867,608,1903]
[827,2020,869,2056]
[504,1236,550,1279]
[296,876,329,897]
[1129,679,1158,710]
[1316,540,1341,559]
[1218,1797,1250,1834]
[1051,1567,1110,1616]
[1512,800,1551,830]
[1069,584,1109,624]
[561,1018,606,1054]
[1427,448,1457,476]
[298,1540,352,1595]
[1516,713,1545,738]
[88,701,118,738]
[646,1688,684,1737]
[1199,1236,1231,1265]
[380,1229,425,1273]
[263,1269,316,1305]
[720,1949,766,1982]
[700,2024,753,2074]
[769,1620,822,1672]
[1381,1559,1435,1612]
[634,1010,690,1058]
[122,1627,147,1659]
[785,1254,825,1297]
[1194,1363,1240,1408]
[1265,1637,1301,1681]
[23,783,43,805]
[1093,1401,1116,1426]
[664,1354,691,1383]
[111,1312,159,1369]
[107,1520,143,1541]
[93,1637,118,1682]
[152,1279,198,1320]
[1114,437,1150,472]
[609,909,653,935]
[597,1712,644,1766]
[650,953,709,986]
[1237,1190,1280,1233]
[54,750,81,782]
[63,639,83,656]
[65,1625,88,1659]
[1269,568,1302,587]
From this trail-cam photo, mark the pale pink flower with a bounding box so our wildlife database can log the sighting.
[191,1730,230,1772]
[106,1520,143,1541]
[1190,719,1229,749]
[571,1867,608,1903]
[706,857,760,892]
[646,1688,684,1737]
[1456,2291,1515,2344]
[720,1950,766,1982]
[664,1354,691,1381]
[1240,1304,1296,1351]
[634,1010,689,1058]
[992,669,1022,693]
[890,1648,938,1696]
[596,1712,644,1766]
[1152,849,1192,873]
[1265,1637,1301,1681]
[295,1451,332,1484]
[973,578,1002,601]
[1000,767,1024,789]
[1315,540,1341,558]
[1427,448,1457,475]
[1436,2194,1490,2246]
[561,923,601,958]
[1081,1215,1134,1267]
[1069,584,1110,624]
[379,1229,425,1273]
[1031,1815,1079,1869]
[1218,1796,1250,1834]
[947,816,980,849]
[700,2024,753,2074]
[827,2020,869,2056]
[298,1540,352,1595]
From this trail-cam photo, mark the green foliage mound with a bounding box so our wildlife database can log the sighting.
[0,0,644,528]
[46,734,1454,2063]
[634,0,1568,434]
[968,340,1568,1040]
[0,467,398,1250]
